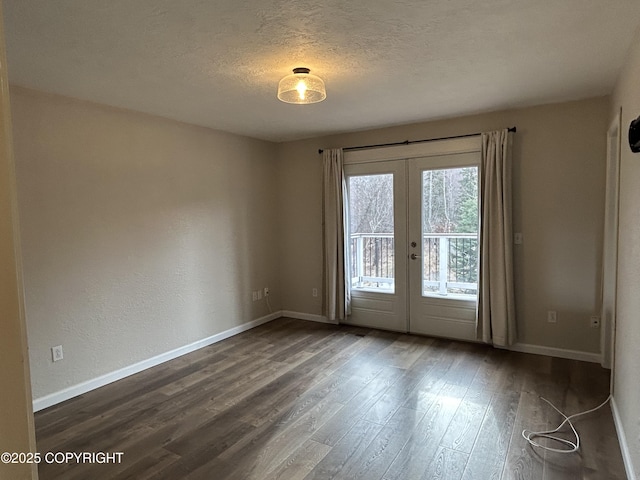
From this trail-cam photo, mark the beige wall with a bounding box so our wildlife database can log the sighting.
[611,25,640,478]
[11,87,281,401]
[0,4,37,478]
[11,85,610,411]
[278,97,609,354]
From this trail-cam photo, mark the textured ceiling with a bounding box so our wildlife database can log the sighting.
[4,0,640,142]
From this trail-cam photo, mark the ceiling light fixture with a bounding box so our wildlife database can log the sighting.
[277,67,326,104]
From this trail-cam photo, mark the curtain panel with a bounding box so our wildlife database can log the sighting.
[477,129,517,346]
[322,148,350,322]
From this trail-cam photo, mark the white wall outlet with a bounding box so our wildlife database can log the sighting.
[547,311,557,323]
[252,291,258,301]
[312,288,318,297]
[264,287,270,297]
[514,233,523,245]
[52,345,63,362]
[590,316,601,328]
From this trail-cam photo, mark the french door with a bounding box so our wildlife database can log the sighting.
[344,149,480,341]
[344,160,408,332]
[407,154,479,341]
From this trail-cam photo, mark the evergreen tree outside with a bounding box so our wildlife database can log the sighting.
[421,167,478,295]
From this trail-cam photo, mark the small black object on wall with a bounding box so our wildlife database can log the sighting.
[630,115,640,153]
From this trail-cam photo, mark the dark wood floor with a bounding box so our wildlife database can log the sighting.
[35,318,626,480]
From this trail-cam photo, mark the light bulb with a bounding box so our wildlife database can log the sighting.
[296,80,307,100]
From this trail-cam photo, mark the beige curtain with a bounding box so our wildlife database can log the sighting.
[477,129,516,346]
[322,148,350,322]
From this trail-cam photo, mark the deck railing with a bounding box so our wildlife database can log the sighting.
[349,233,395,289]
[349,232,478,296]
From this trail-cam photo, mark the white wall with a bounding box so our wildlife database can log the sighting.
[611,24,640,479]
[278,97,610,355]
[11,87,281,401]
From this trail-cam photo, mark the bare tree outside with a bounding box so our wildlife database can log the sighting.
[349,174,394,234]
[348,174,395,290]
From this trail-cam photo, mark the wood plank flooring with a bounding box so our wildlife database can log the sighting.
[34,318,627,480]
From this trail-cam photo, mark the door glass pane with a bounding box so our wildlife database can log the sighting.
[348,174,395,293]
[421,167,478,298]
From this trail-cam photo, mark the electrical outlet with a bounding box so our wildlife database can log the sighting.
[590,316,601,328]
[52,345,63,362]
[312,288,318,297]
[252,291,257,301]
[514,233,523,245]
[547,311,557,323]
[264,287,270,297]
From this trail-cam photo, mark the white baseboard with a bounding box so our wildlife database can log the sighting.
[32,312,605,412]
[611,396,638,480]
[281,310,336,324]
[32,312,281,412]
[507,342,602,363]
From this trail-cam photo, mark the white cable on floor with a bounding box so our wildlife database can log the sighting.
[522,395,611,453]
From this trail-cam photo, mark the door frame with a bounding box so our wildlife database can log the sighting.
[602,110,622,374]
[343,136,482,336]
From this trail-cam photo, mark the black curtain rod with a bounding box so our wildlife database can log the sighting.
[318,126,516,154]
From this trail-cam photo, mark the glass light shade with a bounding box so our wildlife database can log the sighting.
[277,67,326,104]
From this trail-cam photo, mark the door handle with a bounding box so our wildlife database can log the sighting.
[410,253,421,260]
